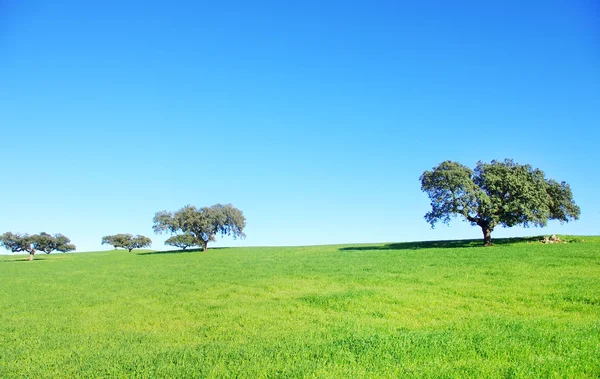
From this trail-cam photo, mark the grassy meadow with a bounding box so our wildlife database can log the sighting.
[1,236,599,378]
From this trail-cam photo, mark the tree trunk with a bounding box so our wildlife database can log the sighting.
[202,241,208,252]
[482,226,493,246]
[28,251,35,261]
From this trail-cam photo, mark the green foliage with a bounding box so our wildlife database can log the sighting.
[101,234,132,250]
[0,238,599,377]
[126,235,152,252]
[1,232,75,260]
[153,203,246,251]
[0,232,33,253]
[420,159,580,245]
[32,232,76,254]
[164,234,197,250]
[102,234,152,252]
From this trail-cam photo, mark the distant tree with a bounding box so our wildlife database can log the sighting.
[153,204,246,251]
[101,236,113,249]
[32,232,76,255]
[164,234,197,250]
[420,159,580,246]
[101,234,133,250]
[0,232,75,261]
[0,232,35,261]
[102,234,152,252]
[125,235,152,252]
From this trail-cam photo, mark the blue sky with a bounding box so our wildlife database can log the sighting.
[1,0,598,252]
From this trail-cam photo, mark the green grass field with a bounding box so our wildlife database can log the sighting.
[1,236,599,378]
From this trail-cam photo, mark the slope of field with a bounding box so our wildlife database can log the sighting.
[1,237,599,378]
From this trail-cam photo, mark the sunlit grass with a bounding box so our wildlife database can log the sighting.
[1,236,599,377]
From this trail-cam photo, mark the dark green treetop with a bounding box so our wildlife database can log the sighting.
[153,204,246,251]
[102,234,152,252]
[1,232,75,260]
[164,234,198,250]
[32,232,76,254]
[420,159,580,246]
[125,235,152,252]
[102,234,133,250]
[0,232,33,253]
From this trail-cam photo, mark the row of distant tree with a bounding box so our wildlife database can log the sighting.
[1,159,581,261]
[1,203,246,260]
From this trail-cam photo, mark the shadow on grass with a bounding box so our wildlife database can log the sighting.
[339,236,543,252]
[0,257,50,263]
[137,247,234,256]
[137,248,208,256]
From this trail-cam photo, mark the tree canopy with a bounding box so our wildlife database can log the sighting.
[101,234,133,250]
[153,204,246,251]
[101,234,152,252]
[32,232,76,254]
[164,234,198,250]
[420,159,580,246]
[1,232,75,260]
[0,232,33,254]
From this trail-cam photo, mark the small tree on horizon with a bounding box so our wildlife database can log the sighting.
[124,235,152,252]
[32,232,76,255]
[153,204,246,252]
[101,234,133,250]
[164,234,197,250]
[0,232,35,260]
[1,232,75,261]
[420,159,580,246]
[102,234,152,252]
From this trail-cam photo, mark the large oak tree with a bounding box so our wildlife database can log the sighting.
[420,159,580,246]
[153,204,246,251]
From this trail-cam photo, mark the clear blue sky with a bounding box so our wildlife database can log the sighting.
[1,0,598,252]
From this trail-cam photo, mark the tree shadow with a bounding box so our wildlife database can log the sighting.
[339,236,542,252]
[0,257,50,263]
[137,248,205,256]
[137,247,232,255]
